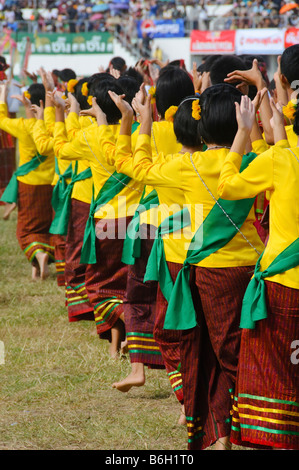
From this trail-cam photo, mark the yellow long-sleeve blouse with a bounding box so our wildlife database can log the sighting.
[0,102,54,185]
[115,133,265,267]
[286,125,299,148]
[111,133,189,263]
[218,142,299,289]
[97,119,184,229]
[54,119,143,219]
[63,112,94,205]
[41,106,73,187]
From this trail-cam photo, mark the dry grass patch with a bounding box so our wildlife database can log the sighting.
[0,207,187,450]
[0,206,249,451]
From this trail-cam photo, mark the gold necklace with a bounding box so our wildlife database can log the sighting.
[206,145,231,150]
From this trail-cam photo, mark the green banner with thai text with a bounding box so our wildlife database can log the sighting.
[11,32,114,54]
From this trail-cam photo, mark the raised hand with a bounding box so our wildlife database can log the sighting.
[135,82,146,106]
[22,69,38,83]
[201,71,211,93]
[109,67,121,79]
[269,98,284,128]
[192,61,202,93]
[108,91,133,117]
[235,95,256,134]
[225,59,264,89]
[67,92,80,115]
[31,100,44,120]
[39,68,55,92]
[148,62,159,85]
[252,87,268,112]
[269,97,287,143]
[47,90,66,109]
[10,92,31,108]
[80,96,107,126]
[0,82,8,102]
[132,94,152,132]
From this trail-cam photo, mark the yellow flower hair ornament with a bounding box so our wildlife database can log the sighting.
[61,94,67,100]
[165,105,178,122]
[67,79,79,93]
[148,86,156,104]
[81,82,89,97]
[87,95,93,106]
[24,91,31,100]
[283,99,297,121]
[192,99,201,120]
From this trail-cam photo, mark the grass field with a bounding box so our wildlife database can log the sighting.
[0,204,249,452]
[0,205,190,450]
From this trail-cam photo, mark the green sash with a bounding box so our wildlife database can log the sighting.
[51,157,73,212]
[0,153,48,204]
[131,121,140,133]
[49,158,73,234]
[121,188,159,265]
[240,237,299,329]
[80,171,131,265]
[49,161,92,236]
[79,121,140,264]
[144,208,191,302]
[161,152,258,330]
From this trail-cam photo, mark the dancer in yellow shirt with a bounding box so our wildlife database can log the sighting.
[218,88,299,450]
[50,77,95,324]
[109,83,265,450]
[0,82,55,280]
[53,73,143,358]
[93,66,196,425]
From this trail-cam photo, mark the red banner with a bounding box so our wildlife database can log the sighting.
[284,27,299,48]
[190,30,236,54]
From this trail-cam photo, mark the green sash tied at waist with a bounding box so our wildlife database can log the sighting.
[162,152,258,331]
[144,208,191,302]
[49,161,92,236]
[80,171,132,265]
[240,237,299,329]
[121,188,159,265]
[51,157,73,211]
[49,158,73,234]
[0,153,48,204]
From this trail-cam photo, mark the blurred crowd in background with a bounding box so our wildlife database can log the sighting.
[0,0,297,35]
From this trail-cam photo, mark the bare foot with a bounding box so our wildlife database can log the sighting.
[109,344,120,359]
[214,437,232,450]
[3,202,16,220]
[35,252,49,280]
[120,339,128,355]
[112,372,145,392]
[32,264,40,281]
[112,363,145,392]
[109,319,125,359]
[178,405,187,425]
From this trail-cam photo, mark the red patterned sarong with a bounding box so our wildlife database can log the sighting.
[85,217,131,342]
[231,280,299,450]
[0,132,15,199]
[124,224,164,369]
[181,265,255,450]
[16,181,55,264]
[53,235,66,287]
[64,198,94,322]
[154,261,189,404]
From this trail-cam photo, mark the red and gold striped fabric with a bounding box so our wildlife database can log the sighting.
[154,261,185,404]
[53,235,66,287]
[64,198,94,322]
[85,217,131,341]
[123,226,164,369]
[17,181,55,264]
[231,280,299,450]
[181,265,254,450]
